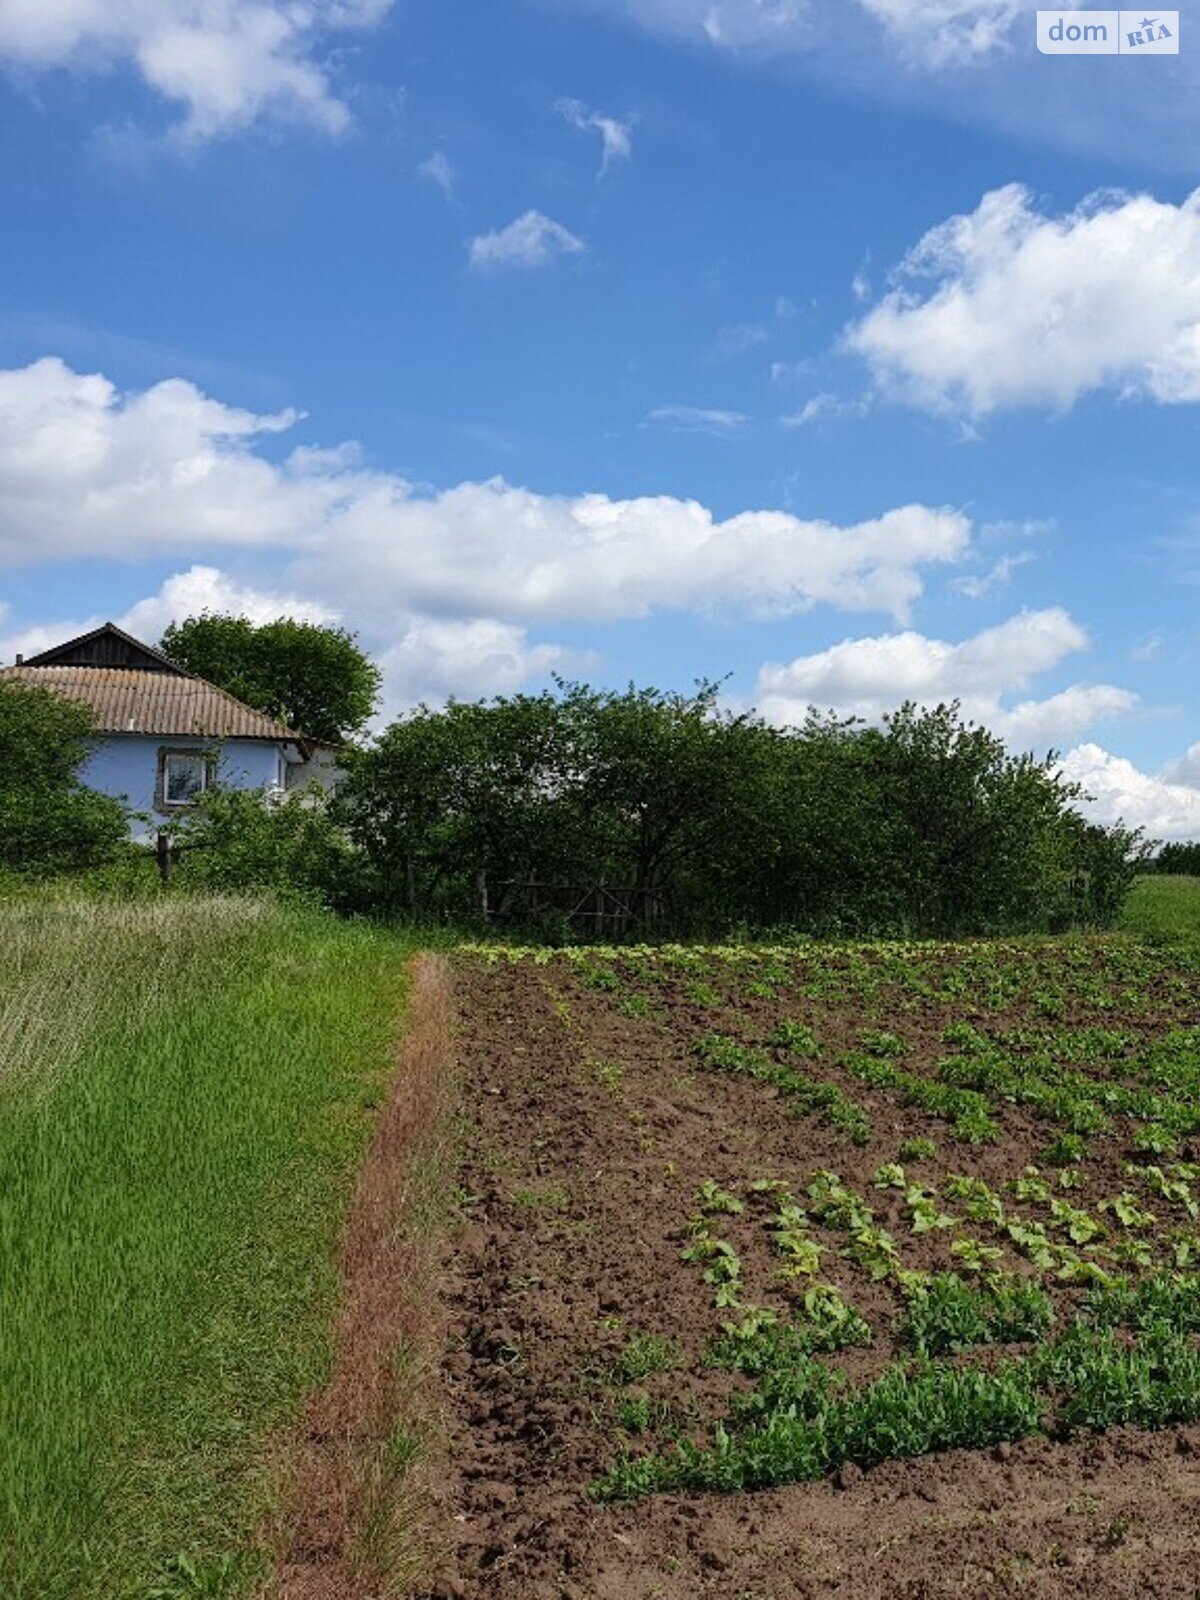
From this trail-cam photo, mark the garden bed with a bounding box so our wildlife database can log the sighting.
[430,939,1200,1598]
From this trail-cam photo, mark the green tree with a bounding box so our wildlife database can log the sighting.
[160,615,380,744]
[0,680,127,874]
[335,684,1144,937]
[1153,841,1200,875]
[337,693,580,916]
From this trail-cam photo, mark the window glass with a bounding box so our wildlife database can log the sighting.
[164,752,207,805]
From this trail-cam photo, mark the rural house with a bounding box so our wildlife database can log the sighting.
[0,622,328,840]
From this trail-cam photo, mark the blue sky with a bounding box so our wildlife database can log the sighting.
[4,0,1200,834]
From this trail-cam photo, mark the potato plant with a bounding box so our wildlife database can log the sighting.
[476,940,1200,1500]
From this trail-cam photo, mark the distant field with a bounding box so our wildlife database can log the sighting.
[0,896,411,1600]
[1120,874,1200,937]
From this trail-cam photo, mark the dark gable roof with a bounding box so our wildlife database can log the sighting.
[22,622,184,674]
[1,623,302,743]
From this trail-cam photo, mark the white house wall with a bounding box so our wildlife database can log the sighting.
[80,735,286,841]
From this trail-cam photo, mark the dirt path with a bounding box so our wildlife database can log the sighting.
[267,952,458,1600]
[418,955,1200,1600]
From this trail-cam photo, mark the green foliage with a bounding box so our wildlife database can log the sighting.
[771,1019,820,1056]
[843,1051,999,1144]
[0,680,126,875]
[161,614,380,744]
[696,1035,871,1144]
[336,690,1141,936]
[1041,1133,1086,1167]
[1149,843,1200,876]
[614,1334,682,1383]
[1083,1273,1200,1334]
[898,1274,1054,1355]
[171,786,355,903]
[898,1136,938,1162]
[595,1355,1042,1499]
[711,1290,871,1369]
[1055,1332,1200,1433]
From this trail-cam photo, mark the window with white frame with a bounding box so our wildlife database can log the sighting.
[158,749,212,808]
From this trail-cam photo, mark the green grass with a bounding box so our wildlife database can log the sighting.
[1120,875,1200,937]
[0,894,412,1600]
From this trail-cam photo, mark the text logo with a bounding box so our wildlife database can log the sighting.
[1036,11,1179,52]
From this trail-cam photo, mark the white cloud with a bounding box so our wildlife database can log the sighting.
[0,567,572,710]
[854,0,1021,64]
[417,151,455,197]
[1129,633,1164,664]
[755,609,1137,747]
[597,0,1022,62]
[979,517,1055,543]
[950,550,1034,599]
[781,392,867,428]
[1164,742,1200,788]
[0,356,971,647]
[645,404,749,435]
[468,210,584,271]
[1060,744,1200,841]
[376,618,579,714]
[0,0,392,140]
[556,97,633,176]
[609,0,812,49]
[846,184,1200,416]
[0,564,336,664]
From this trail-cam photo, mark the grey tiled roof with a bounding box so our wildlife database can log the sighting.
[0,664,299,741]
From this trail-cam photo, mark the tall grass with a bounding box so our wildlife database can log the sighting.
[1120,875,1200,937]
[0,895,411,1600]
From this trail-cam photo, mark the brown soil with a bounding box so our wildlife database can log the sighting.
[418,951,1200,1600]
[268,953,458,1600]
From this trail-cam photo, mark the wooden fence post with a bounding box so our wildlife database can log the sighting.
[155,831,172,886]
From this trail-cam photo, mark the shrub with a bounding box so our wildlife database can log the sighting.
[172,787,356,904]
[0,680,126,876]
[336,690,1142,937]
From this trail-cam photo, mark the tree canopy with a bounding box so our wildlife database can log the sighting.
[331,685,1143,936]
[1150,841,1200,875]
[160,615,380,744]
[0,680,127,874]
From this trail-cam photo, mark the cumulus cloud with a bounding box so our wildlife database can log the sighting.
[846,184,1200,416]
[0,0,392,139]
[1060,744,1200,841]
[1164,741,1200,788]
[556,97,633,176]
[310,481,970,627]
[755,609,1137,747]
[0,567,574,709]
[376,618,581,714]
[0,356,971,639]
[0,565,336,664]
[468,210,585,271]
